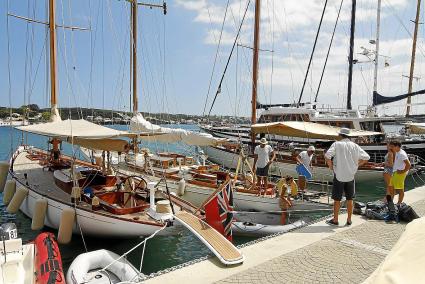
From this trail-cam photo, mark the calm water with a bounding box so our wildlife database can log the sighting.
[0,124,423,274]
[0,125,256,275]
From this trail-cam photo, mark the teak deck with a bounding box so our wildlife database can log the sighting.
[175,211,243,265]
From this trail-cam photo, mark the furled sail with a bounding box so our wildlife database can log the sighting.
[251,121,382,140]
[372,90,425,106]
[130,113,226,146]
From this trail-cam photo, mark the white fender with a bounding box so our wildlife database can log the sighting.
[7,186,28,214]
[31,199,48,230]
[0,161,9,192]
[57,208,75,244]
[177,178,186,196]
[3,180,16,205]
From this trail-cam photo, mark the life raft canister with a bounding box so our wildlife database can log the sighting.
[34,232,66,284]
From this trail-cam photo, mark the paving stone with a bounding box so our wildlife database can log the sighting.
[217,199,425,284]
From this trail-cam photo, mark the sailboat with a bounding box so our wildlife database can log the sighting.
[200,0,425,182]
[5,0,199,240]
[75,0,329,217]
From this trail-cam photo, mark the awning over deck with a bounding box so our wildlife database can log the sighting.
[251,121,382,140]
[406,122,425,134]
[17,119,135,139]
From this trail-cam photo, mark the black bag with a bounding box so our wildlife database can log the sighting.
[398,203,419,223]
[366,200,386,211]
[365,208,387,220]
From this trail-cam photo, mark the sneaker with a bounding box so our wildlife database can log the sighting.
[326,219,339,226]
[346,220,352,226]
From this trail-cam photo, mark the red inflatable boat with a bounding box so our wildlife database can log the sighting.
[34,232,65,284]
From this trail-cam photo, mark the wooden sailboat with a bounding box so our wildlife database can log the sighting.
[6,0,197,240]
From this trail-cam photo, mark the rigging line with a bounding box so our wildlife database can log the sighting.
[28,33,49,104]
[23,0,30,111]
[383,0,425,58]
[59,0,73,118]
[297,0,329,106]
[314,0,344,105]
[67,0,83,119]
[207,0,251,117]
[202,0,232,116]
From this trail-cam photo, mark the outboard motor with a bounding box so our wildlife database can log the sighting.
[0,223,18,240]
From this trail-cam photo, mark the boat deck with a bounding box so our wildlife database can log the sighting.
[175,211,243,265]
[11,149,162,224]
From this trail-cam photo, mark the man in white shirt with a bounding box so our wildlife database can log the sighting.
[253,138,276,194]
[296,146,315,192]
[389,140,411,205]
[324,128,370,226]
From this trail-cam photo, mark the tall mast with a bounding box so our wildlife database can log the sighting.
[251,0,260,148]
[406,0,421,116]
[131,1,138,114]
[49,0,60,120]
[373,0,381,96]
[347,0,356,110]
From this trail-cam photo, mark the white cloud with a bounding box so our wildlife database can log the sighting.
[175,0,425,115]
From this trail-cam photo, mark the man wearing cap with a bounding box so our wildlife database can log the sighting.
[324,128,370,226]
[253,138,276,193]
[296,146,315,192]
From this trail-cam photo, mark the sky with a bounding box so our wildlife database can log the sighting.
[1,0,425,118]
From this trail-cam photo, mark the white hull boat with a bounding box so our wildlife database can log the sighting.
[201,145,386,183]
[7,146,194,240]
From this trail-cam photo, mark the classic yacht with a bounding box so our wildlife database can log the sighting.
[201,103,425,165]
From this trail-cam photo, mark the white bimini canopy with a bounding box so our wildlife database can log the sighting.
[17,119,134,139]
[130,113,226,146]
[251,121,382,140]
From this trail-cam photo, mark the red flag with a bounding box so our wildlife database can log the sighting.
[204,182,234,241]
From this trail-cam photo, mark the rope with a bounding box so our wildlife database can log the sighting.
[207,0,251,116]
[297,0,328,106]
[98,225,167,279]
[315,0,344,104]
[202,0,231,117]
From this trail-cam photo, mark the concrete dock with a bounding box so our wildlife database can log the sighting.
[145,186,425,284]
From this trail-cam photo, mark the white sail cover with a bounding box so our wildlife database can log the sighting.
[130,113,225,146]
[17,119,133,139]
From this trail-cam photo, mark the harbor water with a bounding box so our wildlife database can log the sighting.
[0,125,423,274]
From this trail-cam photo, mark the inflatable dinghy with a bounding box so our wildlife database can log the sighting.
[232,220,306,237]
[66,249,141,284]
